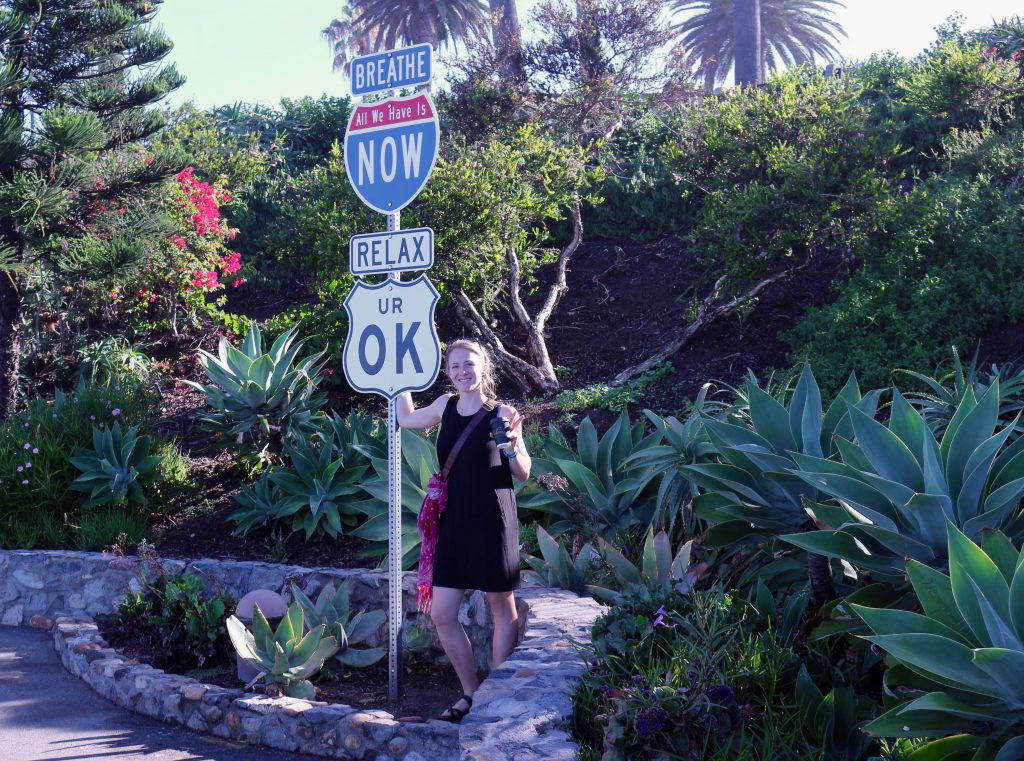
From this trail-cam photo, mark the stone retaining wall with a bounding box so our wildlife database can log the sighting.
[1,550,605,760]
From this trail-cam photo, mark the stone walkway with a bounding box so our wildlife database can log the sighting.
[0,625,321,761]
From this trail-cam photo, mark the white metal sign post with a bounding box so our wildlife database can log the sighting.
[343,44,440,702]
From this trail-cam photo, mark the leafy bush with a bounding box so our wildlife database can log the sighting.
[554,363,674,412]
[573,586,822,761]
[111,571,236,672]
[0,382,174,546]
[786,172,1024,390]
[666,68,894,285]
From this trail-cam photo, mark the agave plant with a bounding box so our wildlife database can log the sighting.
[315,409,383,469]
[684,366,882,604]
[520,411,663,540]
[783,381,1024,580]
[185,321,326,452]
[587,528,702,605]
[290,582,385,669]
[794,666,876,761]
[901,349,1024,438]
[229,473,281,536]
[226,602,338,700]
[351,426,439,569]
[522,524,599,596]
[623,387,718,542]
[269,435,367,540]
[853,523,1024,760]
[69,423,162,507]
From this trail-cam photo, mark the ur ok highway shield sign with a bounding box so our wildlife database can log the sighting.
[344,92,439,215]
[342,275,441,398]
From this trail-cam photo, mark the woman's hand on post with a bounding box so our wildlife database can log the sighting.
[396,392,447,429]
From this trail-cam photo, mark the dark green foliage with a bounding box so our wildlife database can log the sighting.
[111,572,235,672]
[573,586,825,760]
[666,68,895,286]
[0,382,168,541]
[0,0,184,416]
[785,169,1024,390]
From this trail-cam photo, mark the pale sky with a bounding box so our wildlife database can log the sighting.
[156,0,1023,109]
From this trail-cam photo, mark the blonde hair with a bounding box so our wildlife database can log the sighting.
[445,339,498,399]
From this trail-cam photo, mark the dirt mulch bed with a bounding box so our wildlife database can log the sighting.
[96,615,463,721]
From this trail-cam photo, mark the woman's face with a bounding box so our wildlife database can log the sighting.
[447,347,484,393]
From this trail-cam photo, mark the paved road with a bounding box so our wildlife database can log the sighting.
[0,625,320,761]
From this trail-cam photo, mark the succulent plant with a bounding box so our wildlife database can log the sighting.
[290,581,385,669]
[853,523,1024,760]
[270,435,367,540]
[783,381,1024,580]
[185,320,326,452]
[69,423,162,507]
[351,426,439,569]
[229,472,280,535]
[520,411,663,539]
[586,528,701,605]
[226,602,338,700]
[522,524,599,596]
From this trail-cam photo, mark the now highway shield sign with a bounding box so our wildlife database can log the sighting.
[344,92,439,215]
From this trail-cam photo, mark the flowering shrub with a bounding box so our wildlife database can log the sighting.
[0,383,186,549]
[118,166,246,333]
[573,585,822,760]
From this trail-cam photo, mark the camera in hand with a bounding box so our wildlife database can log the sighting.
[489,415,512,449]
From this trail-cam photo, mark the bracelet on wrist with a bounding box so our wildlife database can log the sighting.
[504,448,519,459]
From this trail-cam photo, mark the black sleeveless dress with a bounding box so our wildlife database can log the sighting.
[432,396,520,592]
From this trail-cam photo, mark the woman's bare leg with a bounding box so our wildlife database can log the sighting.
[486,591,519,668]
[430,586,478,715]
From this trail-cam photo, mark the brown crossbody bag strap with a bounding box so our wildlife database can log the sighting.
[440,399,495,480]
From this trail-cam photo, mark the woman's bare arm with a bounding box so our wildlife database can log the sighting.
[395,392,452,429]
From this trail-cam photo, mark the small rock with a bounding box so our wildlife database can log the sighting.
[29,614,53,630]
[181,684,209,701]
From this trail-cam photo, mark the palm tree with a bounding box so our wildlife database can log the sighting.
[673,0,845,89]
[323,0,489,72]
[733,0,762,85]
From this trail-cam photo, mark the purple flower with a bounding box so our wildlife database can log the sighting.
[653,605,668,627]
[89,415,95,421]
[632,675,645,683]
[24,462,31,469]
[32,448,38,454]
[111,409,121,416]
[20,479,28,485]
[634,706,670,738]
[22,443,29,450]
[706,684,735,704]
[16,466,22,472]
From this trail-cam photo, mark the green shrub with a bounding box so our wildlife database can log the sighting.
[72,509,148,551]
[666,68,894,286]
[573,586,824,761]
[106,570,236,673]
[786,172,1024,390]
[0,382,169,543]
[554,363,674,412]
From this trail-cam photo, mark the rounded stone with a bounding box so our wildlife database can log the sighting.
[235,589,287,622]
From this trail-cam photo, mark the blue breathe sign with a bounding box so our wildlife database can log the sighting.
[344,92,440,215]
[350,44,432,96]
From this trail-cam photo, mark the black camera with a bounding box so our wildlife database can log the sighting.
[489,415,512,449]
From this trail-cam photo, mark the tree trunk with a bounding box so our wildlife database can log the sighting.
[489,0,526,90]
[733,0,762,87]
[0,217,23,420]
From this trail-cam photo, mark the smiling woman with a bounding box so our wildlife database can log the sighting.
[395,338,531,722]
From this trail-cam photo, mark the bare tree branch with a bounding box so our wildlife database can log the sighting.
[611,265,804,386]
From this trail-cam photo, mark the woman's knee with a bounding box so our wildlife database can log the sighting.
[430,588,464,628]
[486,592,518,626]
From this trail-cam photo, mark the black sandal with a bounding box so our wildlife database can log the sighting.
[438,693,473,723]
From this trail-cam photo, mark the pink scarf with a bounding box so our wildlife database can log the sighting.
[416,473,448,612]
